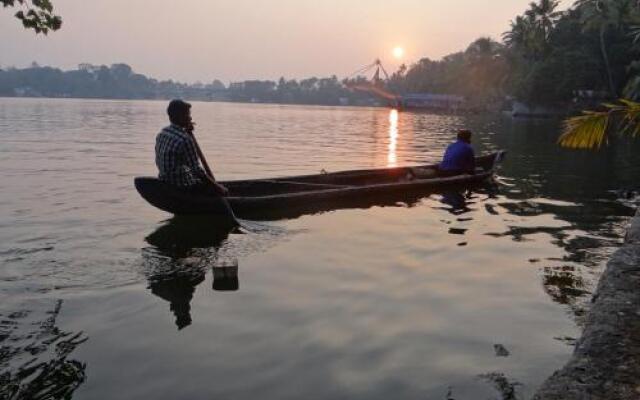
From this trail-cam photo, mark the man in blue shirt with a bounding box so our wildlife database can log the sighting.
[438,130,475,176]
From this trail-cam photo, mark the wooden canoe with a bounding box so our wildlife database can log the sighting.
[135,151,505,219]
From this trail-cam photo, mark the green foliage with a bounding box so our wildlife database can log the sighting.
[555,0,640,150]
[560,109,611,148]
[513,0,561,58]
[389,0,618,107]
[1,0,61,34]
[559,99,640,148]
[574,0,640,96]
[388,0,639,111]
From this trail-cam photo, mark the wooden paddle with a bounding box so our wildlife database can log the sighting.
[188,130,241,227]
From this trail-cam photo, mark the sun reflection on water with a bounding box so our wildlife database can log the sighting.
[388,109,399,167]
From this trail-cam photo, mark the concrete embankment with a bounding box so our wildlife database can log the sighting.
[534,208,640,399]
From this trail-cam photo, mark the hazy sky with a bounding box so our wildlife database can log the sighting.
[1,0,573,83]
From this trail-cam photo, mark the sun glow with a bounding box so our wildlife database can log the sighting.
[392,47,404,59]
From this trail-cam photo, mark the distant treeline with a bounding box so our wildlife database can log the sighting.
[2,0,638,110]
[0,63,373,106]
[0,63,224,100]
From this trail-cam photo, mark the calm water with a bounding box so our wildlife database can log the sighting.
[1,98,639,399]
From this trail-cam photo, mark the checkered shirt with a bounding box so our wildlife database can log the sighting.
[155,124,206,187]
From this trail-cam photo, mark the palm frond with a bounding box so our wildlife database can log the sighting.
[559,99,640,150]
[619,99,640,138]
[559,110,610,149]
[618,98,640,108]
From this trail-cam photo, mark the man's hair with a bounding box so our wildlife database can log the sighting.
[167,99,191,124]
[457,129,472,141]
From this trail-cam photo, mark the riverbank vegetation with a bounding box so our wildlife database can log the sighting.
[557,2,640,150]
[390,0,638,112]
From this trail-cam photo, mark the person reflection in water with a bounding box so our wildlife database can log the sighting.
[438,130,475,177]
[143,217,237,330]
[149,271,204,330]
[440,191,471,215]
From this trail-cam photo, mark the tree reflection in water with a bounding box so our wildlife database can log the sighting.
[542,266,589,309]
[142,216,239,330]
[0,300,87,400]
[486,198,632,320]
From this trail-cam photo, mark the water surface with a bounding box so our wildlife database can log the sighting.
[1,98,638,399]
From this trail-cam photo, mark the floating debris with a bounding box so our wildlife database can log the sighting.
[553,336,577,346]
[494,344,511,357]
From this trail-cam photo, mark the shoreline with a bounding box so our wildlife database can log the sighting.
[534,207,640,399]
[0,96,568,118]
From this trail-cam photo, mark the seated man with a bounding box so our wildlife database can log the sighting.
[438,129,475,177]
[155,99,228,196]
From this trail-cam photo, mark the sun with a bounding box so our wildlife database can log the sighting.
[392,46,404,59]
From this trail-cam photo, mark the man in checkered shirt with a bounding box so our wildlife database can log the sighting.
[155,100,228,196]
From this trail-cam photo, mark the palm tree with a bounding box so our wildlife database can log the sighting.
[504,0,561,59]
[558,0,640,150]
[575,0,637,97]
[530,0,562,41]
[503,15,533,51]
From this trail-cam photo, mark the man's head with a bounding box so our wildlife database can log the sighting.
[167,99,192,128]
[457,129,472,144]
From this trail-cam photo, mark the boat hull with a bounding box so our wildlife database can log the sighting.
[134,152,505,219]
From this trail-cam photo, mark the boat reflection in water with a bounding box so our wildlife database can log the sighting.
[141,179,501,329]
[142,216,239,330]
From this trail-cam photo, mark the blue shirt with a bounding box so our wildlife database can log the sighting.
[439,140,475,173]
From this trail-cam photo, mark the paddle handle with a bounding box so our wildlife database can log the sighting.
[189,131,216,181]
[189,130,241,227]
